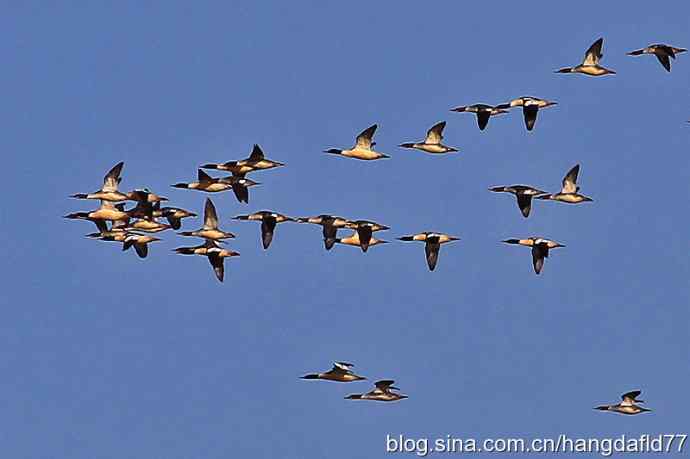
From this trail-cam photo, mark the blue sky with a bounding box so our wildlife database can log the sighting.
[2,1,689,457]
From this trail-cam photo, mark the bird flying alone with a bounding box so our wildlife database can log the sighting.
[300,362,366,382]
[233,211,295,249]
[345,380,408,402]
[595,390,651,415]
[627,44,686,72]
[325,124,390,160]
[502,237,565,275]
[536,164,593,204]
[399,121,458,154]
[450,104,508,130]
[489,185,549,218]
[496,97,557,131]
[398,232,459,271]
[555,38,616,76]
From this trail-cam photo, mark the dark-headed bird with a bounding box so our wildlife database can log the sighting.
[399,121,458,154]
[450,104,508,130]
[496,97,557,131]
[627,44,686,72]
[205,246,240,282]
[333,231,389,250]
[398,232,459,271]
[156,206,197,230]
[172,170,259,202]
[297,215,353,250]
[324,124,390,160]
[555,38,616,76]
[489,185,549,218]
[345,380,408,402]
[502,237,565,275]
[64,200,131,224]
[536,164,593,204]
[300,362,366,382]
[70,162,128,202]
[595,390,651,415]
[233,211,295,249]
[178,198,235,241]
[200,144,284,176]
[345,220,390,252]
[122,233,160,259]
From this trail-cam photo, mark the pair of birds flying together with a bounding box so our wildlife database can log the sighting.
[301,362,407,402]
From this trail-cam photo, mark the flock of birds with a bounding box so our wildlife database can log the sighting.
[64,37,684,408]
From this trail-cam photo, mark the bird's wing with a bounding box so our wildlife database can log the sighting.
[583,38,604,65]
[102,162,124,192]
[198,169,214,184]
[425,240,441,271]
[561,164,580,193]
[621,390,642,405]
[248,144,265,161]
[203,198,218,229]
[655,53,671,72]
[355,124,378,150]
[208,253,224,282]
[424,121,445,144]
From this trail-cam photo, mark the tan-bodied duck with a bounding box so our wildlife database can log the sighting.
[489,185,549,218]
[502,237,565,275]
[333,230,389,250]
[398,232,460,271]
[345,380,408,402]
[595,390,651,415]
[555,38,616,76]
[297,214,353,250]
[450,104,508,130]
[324,124,390,161]
[122,233,161,259]
[85,219,130,241]
[126,217,172,233]
[179,198,235,241]
[200,144,285,176]
[496,97,557,131]
[627,44,686,72]
[64,200,131,224]
[345,220,390,252]
[172,170,259,200]
[233,211,295,249]
[70,162,128,202]
[155,205,197,230]
[300,362,366,382]
[173,239,223,256]
[536,164,593,204]
[399,121,458,154]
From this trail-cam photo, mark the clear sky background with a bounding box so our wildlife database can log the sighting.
[2,1,689,458]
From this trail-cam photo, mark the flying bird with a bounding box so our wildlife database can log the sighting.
[233,211,295,249]
[450,104,508,130]
[70,162,128,202]
[333,231,389,250]
[595,390,651,415]
[555,38,616,76]
[489,185,549,218]
[627,44,686,72]
[398,232,459,271]
[345,380,408,402]
[178,198,235,241]
[122,234,160,259]
[502,237,565,275]
[536,164,593,204]
[200,144,285,175]
[345,220,390,252]
[324,124,390,160]
[300,362,366,382]
[172,170,259,202]
[496,97,557,131]
[399,121,458,154]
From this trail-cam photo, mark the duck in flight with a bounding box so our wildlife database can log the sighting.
[398,232,459,271]
[345,380,408,402]
[496,97,557,131]
[399,121,458,154]
[64,200,131,224]
[333,231,389,250]
[174,239,239,282]
[122,233,161,259]
[489,185,549,218]
[297,215,353,250]
[627,44,687,72]
[300,362,366,382]
[450,104,508,130]
[178,198,235,241]
[536,164,593,204]
[595,390,651,415]
[174,239,223,256]
[555,38,616,76]
[154,205,197,230]
[502,237,565,275]
[325,124,390,161]
[172,169,259,203]
[233,211,295,249]
[70,162,128,202]
[345,220,390,252]
[200,144,285,176]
